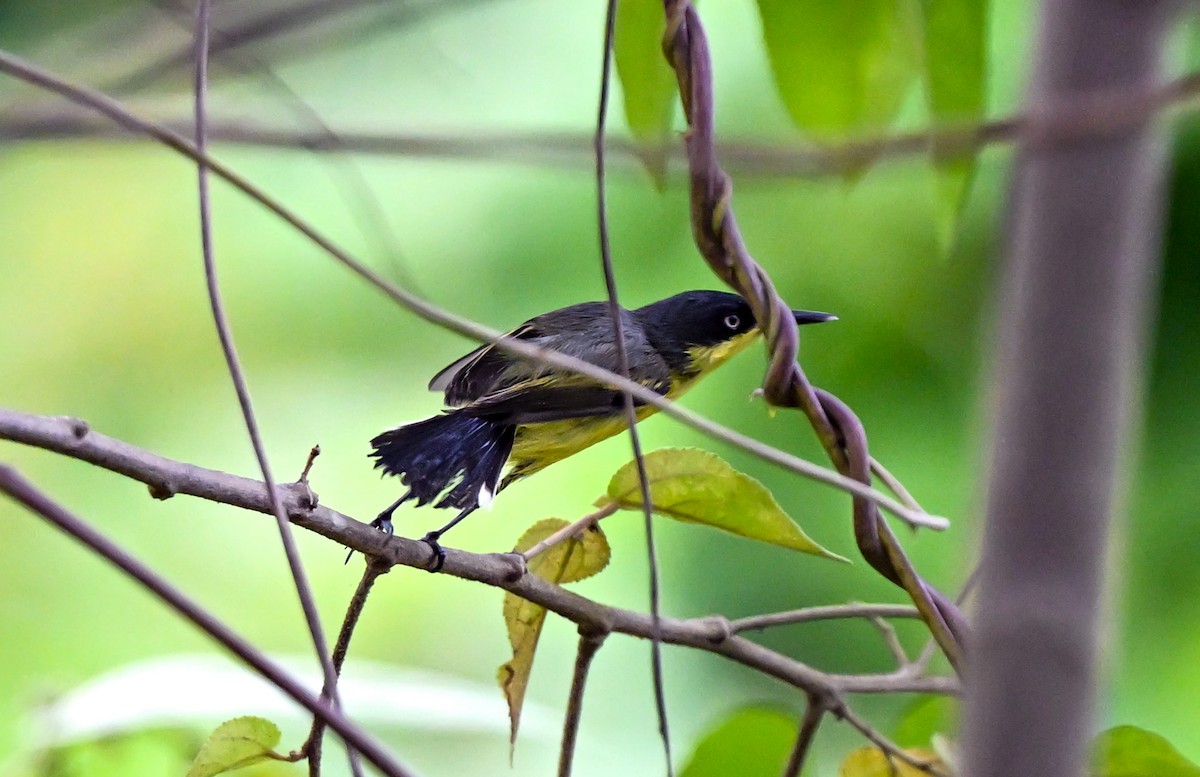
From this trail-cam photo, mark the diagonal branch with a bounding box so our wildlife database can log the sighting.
[0,464,416,777]
[0,407,959,702]
[6,68,1200,178]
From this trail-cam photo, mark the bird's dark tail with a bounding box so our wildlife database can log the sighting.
[370,412,516,511]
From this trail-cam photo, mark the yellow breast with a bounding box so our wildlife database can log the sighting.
[504,328,762,483]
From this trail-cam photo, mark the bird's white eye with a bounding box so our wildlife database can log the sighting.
[723,314,741,330]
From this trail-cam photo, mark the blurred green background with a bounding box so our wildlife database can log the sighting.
[1,1,1199,775]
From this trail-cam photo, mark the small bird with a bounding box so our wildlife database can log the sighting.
[369,289,834,570]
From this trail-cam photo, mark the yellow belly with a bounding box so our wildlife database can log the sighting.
[506,404,659,481]
[503,328,761,484]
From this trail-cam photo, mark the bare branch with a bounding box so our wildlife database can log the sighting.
[835,704,949,777]
[0,407,959,702]
[191,8,351,774]
[523,502,619,561]
[729,603,921,634]
[557,627,608,777]
[781,697,825,777]
[868,616,909,669]
[869,458,926,516]
[6,66,1200,177]
[0,464,416,777]
[300,560,390,775]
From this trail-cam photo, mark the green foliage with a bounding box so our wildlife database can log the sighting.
[1092,725,1200,777]
[614,0,682,184]
[917,0,988,248]
[754,0,919,138]
[498,519,611,753]
[186,717,286,777]
[678,706,797,777]
[753,0,987,244]
[601,447,847,561]
[16,728,297,777]
[893,695,958,748]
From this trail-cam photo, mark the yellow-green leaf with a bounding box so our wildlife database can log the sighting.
[755,0,920,140]
[613,0,681,186]
[1092,725,1200,777]
[498,519,611,755]
[839,746,945,777]
[601,448,846,561]
[186,717,283,777]
[917,0,987,250]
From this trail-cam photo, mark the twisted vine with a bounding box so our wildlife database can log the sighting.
[659,0,967,668]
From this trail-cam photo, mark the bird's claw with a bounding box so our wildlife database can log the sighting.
[344,511,397,564]
[421,531,446,573]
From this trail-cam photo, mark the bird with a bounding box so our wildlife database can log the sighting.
[367,289,835,570]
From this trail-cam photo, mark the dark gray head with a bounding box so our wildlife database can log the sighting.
[633,290,835,371]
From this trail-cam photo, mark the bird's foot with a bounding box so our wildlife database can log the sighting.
[420,531,446,573]
[344,509,397,564]
[370,513,395,535]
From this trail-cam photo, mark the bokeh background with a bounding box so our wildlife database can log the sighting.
[2,1,1199,775]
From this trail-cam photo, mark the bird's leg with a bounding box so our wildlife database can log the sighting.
[421,505,478,573]
[344,493,410,564]
[370,495,410,535]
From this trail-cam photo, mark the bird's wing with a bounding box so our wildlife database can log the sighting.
[435,303,673,420]
[432,323,540,407]
[459,374,671,425]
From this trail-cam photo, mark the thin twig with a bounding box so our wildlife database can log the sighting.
[0,48,948,535]
[557,627,609,777]
[299,560,390,775]
[299,445,321,483]
[593,2,673,772]
[523,502,619,561]
[148,0,423,296]
[781,696,825,777]
[910,638,941,678]
[868,616,910,669]
[0,464,415,777]
[9,65,1200,177]
[869,458,926,516]
[190,7,353,774]
[836,704,949,777]
[729,603,921,634]
[0,409,961,701]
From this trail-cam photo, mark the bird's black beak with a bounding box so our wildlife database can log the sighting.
[793,309,837,326]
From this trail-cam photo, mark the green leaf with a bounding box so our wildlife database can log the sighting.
[1092,725,1200,777]
[186,717,283,777]
[917,0,988,249]
[601,447,846,561]
[498,519,611,756]
[613,0,680,185]
[755,0,920,140]
[893,696,958,748]
[680,707,797,777]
